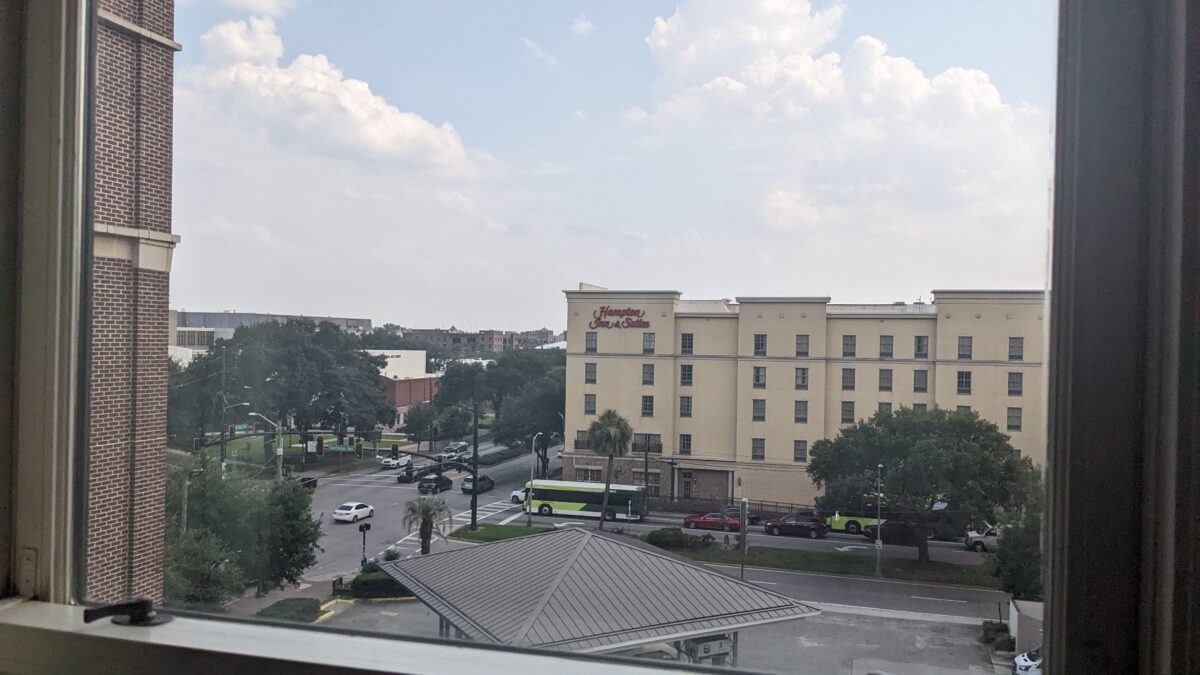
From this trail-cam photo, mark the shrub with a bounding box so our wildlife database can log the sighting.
[700,534,716,547]
[979,620,1007,644]
[383,547,401,561]
[993,634,1016,652]
[361,559,380,573]
[256,597,323,623]
[644,527,692,549]
[351,571,412,599]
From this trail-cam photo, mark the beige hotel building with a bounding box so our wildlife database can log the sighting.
[562,283,1045,506]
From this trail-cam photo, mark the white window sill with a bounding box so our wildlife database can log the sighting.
[0,598,685,674]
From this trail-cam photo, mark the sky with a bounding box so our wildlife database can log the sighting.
[170,0,1058,331]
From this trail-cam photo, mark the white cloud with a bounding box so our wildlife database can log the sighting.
[222,0,294,17]
[188,18,475,176]
[573,109,589,121]
[570,13,595,36]
[522,38,558,67]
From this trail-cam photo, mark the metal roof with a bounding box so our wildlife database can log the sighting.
[379,528,818,654]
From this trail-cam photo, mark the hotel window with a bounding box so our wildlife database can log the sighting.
[795,334,809,357]
[1009,372,1024,396]
[879,369,893,392]
[585,331,597,353]
[577,468,602,483]
[680,364,693,386]
[878,402,892,414]
[1007,407,1023,431]
[643,332,656,354]
[914,369,929,393]
[584,394,596,415]
[957,371,972,394]
[753,366,767,388]
[751,438,765,460]
[842,368,855,391]
[752,399,766,421]
[1009,337,1025,361]
[880,335,894,359]
[841,401,855,423]
[795,367,809,390]
[681,332,694,355]
[641,395,654,417]
[680,395,693,418]
[794,400,808,423]
[681,471,694,500]
[914,335,929,359]
[753,333,767,356]
[793,440,809,463]
[958,336,973,359]
[584,362,596,384]
[633,433,662,453]
[912,403,928,413]
[957,405,972,413]
[574,430,590,450]
[679,433,692,455]
[843,334,856,357]
[642,363,655,385]
[634,471,661,497]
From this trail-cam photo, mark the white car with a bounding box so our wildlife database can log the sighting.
[510,487,528,504]
[1014,646,1042,674]
[332,502,374,523]
[380,454,411,469]
[965,526,1002,552]
[433,451,459,463]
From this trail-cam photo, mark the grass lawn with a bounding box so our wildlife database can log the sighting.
[451,524,550,543]
[657,543,1000,589]
[255,597,324,623]
[478,445,527,467]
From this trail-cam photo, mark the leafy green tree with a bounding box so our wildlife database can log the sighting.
[587,410,633,531]
[808,407,1036,562]
[492,368,565,475]
[163,528,246,608]
[402,496,452,555]
[256,480,323,591]
[990,474,1044,599]
[401,403,437,449]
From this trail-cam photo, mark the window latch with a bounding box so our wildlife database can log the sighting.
[83,599,173,626]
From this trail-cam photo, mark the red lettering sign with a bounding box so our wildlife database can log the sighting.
[588,306,650,330]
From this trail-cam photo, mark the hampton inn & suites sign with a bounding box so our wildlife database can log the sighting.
[588,306,650,329]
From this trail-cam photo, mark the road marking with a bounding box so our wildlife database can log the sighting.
[804,601,984,625]
[554,522,584,528]
[499,512,524,525]
[910,595,968,603]
[835,545,869,551]
[750,581,778,585]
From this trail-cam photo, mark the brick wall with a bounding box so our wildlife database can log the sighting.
[86,0,174,604]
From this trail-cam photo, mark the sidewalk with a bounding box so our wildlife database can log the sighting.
[226,579,334,617]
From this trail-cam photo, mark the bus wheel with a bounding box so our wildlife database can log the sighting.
[538,504,553,516]
[846,521,861,535]
[603,509,616,521]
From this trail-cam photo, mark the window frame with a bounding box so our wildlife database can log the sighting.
[841,367,855,391]
[750,438,765,460]
[879,335,893,359]
[957,335,973,360]
[840,401,854,424]
[913,369,928,393]
[878,368,893,392]
[956,371,972,395]
[641,363,654,386]
[584,331,597,353]
[1008,336,1025,361]
[751,398,766,422]
[792,440,808,463]
[583,393,596,415]
[1008,371,1023,396]
[753,333,767,356]
[679,395,692,418]
[678,433,691,455]
[680,332,693,355]
[584,362,596,384]
[640,395,654,417]
[794,366,808,390]
[794,400,808,424]
[642,332,655,354]
[795,333,809,357]
[752,365,767,389]
[679,363,692,387]
[842,334,856,357]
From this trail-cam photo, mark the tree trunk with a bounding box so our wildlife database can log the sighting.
[913,519,931,562]
[598,454,614,531]
[420,520,432,555]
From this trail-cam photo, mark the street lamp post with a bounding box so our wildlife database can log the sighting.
[526,431,543,527]
[358,522,372,567]
[470,399,479,531]
[875,462,883,578]
[249,412,284,481]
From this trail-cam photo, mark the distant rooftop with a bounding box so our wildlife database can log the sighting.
[828,303,937,315]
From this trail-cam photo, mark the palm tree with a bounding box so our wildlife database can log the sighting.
[587,409,633,531]
[402,496,452,555]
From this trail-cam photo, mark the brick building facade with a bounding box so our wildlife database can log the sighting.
[86,0,179,603]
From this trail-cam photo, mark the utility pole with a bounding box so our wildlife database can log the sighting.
[276,417,285,481]
[219,347,227,473]
[469,399,479,531]
[526,431,543,527]
[875,463,883,578]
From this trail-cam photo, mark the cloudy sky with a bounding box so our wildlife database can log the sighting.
[171,0,1057,331]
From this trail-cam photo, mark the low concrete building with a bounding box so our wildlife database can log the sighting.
[368,349,439,426]
[1010,599,1043,654]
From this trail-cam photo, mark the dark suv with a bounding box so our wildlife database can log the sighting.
[417,473,452,494]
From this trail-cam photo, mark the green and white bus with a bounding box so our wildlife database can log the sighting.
[525,479,648,521]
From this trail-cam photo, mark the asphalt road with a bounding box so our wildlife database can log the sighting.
[305,443,560,582]
[521,512,986,566]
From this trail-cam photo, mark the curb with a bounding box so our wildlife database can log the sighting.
[313,610,337,624]
[701,561,1004,592]
[361,596,416,603]
[319,598,355,611]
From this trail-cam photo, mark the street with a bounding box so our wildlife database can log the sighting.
[305,442,558,582]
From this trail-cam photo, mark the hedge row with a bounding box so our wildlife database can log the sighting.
[351,572,413,599]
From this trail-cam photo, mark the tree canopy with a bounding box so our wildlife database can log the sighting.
[807,406,1038,561]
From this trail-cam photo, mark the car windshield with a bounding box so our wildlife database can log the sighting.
[337,503,355,511]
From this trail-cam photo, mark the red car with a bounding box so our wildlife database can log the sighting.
[684,513,741,531]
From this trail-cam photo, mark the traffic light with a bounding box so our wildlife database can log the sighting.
[337,432,345,445]
[316,436,324,456]
[390,443,399,460]
[355,440,363,459]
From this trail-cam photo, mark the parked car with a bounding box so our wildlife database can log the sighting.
[862,521,923,546]
[763,514,828,539]
[965,526,1001,552]
[454,446,476,462]
[295,476,318,491]
[332,502,374,523]
[432,451,459,464]
[684,513,741,532]
[417,473,453,494]
[380,454,411,469]
[1014,646,1042,674]
[723,505,762,525]
[511,487,528,504]
[461,474,495,494]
